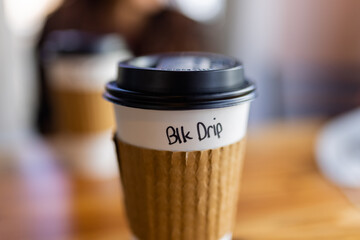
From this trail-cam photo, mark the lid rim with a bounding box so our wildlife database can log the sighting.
[104,80,256,110]
[104,92,256,110]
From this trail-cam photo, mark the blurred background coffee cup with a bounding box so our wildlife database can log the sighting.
[44,31,131,178]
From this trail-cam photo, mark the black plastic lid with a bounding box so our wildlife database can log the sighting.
[42,30,125,56]
[104,52,256,110]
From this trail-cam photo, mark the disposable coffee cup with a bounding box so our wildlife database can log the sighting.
[46,31,131,178]
[104,52,256,240]
[46,31,131,134]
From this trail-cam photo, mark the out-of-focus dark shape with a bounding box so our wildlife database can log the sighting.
[280,0,360,118]
[36,0,209,134]
[228,0,360,123]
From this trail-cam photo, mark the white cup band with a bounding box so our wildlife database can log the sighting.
[114,103,250,152]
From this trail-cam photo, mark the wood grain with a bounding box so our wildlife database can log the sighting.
[1,120,360,240]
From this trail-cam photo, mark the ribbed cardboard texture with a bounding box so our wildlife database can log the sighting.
[52,89,115,133]
[115,138,246,240]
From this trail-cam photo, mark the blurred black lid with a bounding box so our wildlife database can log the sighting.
[42,30,125,56]
[105,52,256,110]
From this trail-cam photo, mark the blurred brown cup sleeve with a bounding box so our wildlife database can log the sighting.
[52,89,115,133]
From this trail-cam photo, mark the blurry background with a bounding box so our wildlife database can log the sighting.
[1,0,359,138]
[0,0,359,180]
[0,0,360,238]
[0,0,359,178]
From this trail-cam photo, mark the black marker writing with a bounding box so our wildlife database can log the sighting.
[166,118,223,145]
[197,121,223,141]
[166,126,193,145]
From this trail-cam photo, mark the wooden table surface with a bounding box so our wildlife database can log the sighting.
[1,120,360,240]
